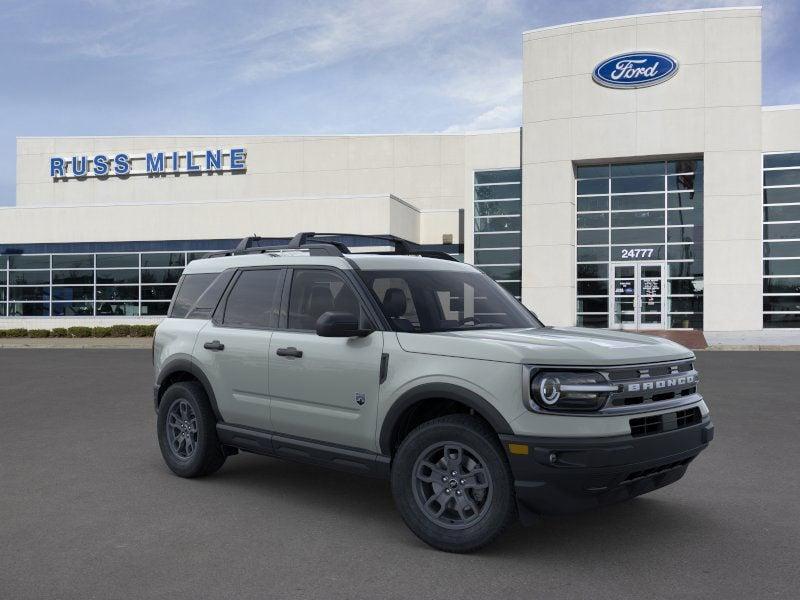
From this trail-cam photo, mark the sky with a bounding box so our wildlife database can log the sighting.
[1,0,799,206]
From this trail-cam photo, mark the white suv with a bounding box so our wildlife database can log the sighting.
[153,232,713,552]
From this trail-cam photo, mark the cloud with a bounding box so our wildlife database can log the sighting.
[442,103,521,132]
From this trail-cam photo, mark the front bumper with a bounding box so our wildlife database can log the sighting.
[500,416,713,518]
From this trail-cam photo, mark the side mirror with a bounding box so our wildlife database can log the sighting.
[315,311,373,338]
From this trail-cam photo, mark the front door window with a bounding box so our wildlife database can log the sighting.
[610,262,665,329]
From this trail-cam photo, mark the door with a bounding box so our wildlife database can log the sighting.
[268,268,384,451]
[610,262,666,330]
[193,268,285,428]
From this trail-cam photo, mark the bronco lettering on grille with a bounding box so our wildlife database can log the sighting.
[627,374,695,393]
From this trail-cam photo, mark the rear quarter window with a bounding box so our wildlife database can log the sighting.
[169,273,220,318]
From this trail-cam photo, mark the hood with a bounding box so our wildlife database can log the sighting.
[396,326,693,366]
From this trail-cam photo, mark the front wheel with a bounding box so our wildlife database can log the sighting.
[157,381,226,478]
[390,414,517,552]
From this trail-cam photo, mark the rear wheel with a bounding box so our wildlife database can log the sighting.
[391,414,516,552]
[157,381,226,478]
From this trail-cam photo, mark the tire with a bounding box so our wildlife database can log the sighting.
[390,414,517,553]
[157,381,226,478]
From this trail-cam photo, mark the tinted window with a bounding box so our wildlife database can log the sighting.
[223,269,283,328]
[288,270,366,331]
[171,273,218,318]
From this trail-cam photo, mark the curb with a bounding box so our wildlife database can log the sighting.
[0,338,153,349]
[703,345,800,351]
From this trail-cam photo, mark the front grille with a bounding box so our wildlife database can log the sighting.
[622,458,693,484]
[607,360,698,408]
[630,407,702,437]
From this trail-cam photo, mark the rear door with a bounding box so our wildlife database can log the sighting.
[194,267,285,429]
[268,268,384,451]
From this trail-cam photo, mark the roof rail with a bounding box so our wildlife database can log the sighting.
[205,232,459,262]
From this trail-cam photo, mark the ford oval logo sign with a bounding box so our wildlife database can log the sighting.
[593,52,679,89]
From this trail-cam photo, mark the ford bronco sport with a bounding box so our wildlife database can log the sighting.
[153,232,713,552]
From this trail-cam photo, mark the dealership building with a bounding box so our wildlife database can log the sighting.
[3,6,800,337]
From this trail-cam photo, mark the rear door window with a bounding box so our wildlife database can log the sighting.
[222,268,284,329]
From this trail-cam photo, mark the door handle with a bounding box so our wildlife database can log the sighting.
[276,346,303,358]
[203,340,225,351]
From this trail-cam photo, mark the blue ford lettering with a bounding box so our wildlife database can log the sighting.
[593,52,678,89]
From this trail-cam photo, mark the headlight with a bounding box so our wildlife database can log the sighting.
[529,370,617,412]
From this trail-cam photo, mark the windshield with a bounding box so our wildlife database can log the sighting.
[358,269,542,333]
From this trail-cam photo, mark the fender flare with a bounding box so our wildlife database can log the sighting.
[156,356,223,422]
[379,383,514,455]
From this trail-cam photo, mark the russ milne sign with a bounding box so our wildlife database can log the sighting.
[50,148,246,179]
[593,52,678,89]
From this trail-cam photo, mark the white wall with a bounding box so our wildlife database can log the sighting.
[521,6,764,330]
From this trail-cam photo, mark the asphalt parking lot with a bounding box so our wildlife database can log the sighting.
[1,350,798,599]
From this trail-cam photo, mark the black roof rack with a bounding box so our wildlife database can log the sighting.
[204,232,458,261]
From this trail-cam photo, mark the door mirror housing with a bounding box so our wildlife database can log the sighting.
[315,311,373,337]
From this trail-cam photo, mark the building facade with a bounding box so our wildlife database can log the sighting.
[4,6,800,333]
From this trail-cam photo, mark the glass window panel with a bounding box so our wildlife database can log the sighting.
[667,159,702,174]
[0,289,5,301]
[669,297,703,312]
[764,153,800,168]
[52,302,94,316]
[52,270,93,284]
[141,302,171,316]
[474,232,521,249]
[187,252,210,263]
[474,170,521,185]
[577,297,608,312]
[576,165,608,179]
[96,269,138,284]
[764,223,800,240]
[141,268,183,284]
[96,302,139,316]
[611,210,664,228]
[474,201,520,216]
[52,254,93,269]
[474,249,521,264]
[667,227,695,244]
[9,255,49,269]
[670,314,703,329]
[479,266,520,281]
[667,245,696,261]
[577,213,608,228]
[577,230,608,245]
[577,197,608,212]
[141,253,185,268]
[763,188,800,204]
[474,216,520,233]
[669,262,698,277]
[96,254,138,268]
[764,314,800,327]
[9,271,50,285]
[474,184,521,200]
[668,209,701,226]
[611,194,663,210]
[0,255,6,268]
[611,176,663,194]
[0,272,5,285]
[141,285,177,301]
[763,296,800,312]
[577,314,608,328]
[577,246,609,261]
[577,263,608,279]
[611,228,664,244]
[667,174,699,191]
[96,286,139,301]
[611,162,663,177]
[763,241,800,258]
[667,191,702,209]
[576,179,608,195]
[764,170,800,186]
[670,279,703,295]
[764,259,800,276]
[497,281,521,296]
[223,269,285,329]
[8,302,49,316]
[0,304,7,316]
[52,286,93,301]
[611,245,665,261]
[763,278,800,294]
[764,205,800,222]
[577,281,608,295]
